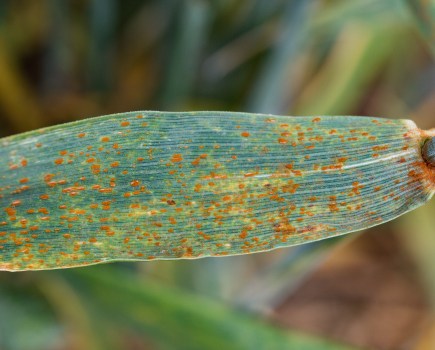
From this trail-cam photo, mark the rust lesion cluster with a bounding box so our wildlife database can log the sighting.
[413,129,435,192]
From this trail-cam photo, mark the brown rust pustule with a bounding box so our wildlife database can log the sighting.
[422,137,435,167]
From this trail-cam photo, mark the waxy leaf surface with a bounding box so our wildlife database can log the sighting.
[0,112,433,271]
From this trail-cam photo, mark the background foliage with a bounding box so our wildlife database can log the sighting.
[0,0,435,349]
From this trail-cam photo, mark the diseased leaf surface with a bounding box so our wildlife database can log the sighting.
[0,112,433,270]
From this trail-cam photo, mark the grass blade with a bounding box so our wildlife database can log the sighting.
[67,266,359,350]
[0,112,433,271]
[247,1,312,113]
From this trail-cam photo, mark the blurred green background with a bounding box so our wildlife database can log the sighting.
[1,1,435,349]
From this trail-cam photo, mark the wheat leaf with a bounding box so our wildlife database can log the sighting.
[1,111,434,271]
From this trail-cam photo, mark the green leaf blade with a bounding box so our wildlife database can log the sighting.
[0,112,432,270]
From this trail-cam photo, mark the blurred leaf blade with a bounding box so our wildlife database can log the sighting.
[68,266,359,350]
[247,0,312,113]
[159,0,210,108]
[405,0,435,57]
[35,273,103,350]
[42,0,72,94]
[234,238,347,313]
[396,199,435,307]
[295,20,403,115]
[87,0,117,92]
